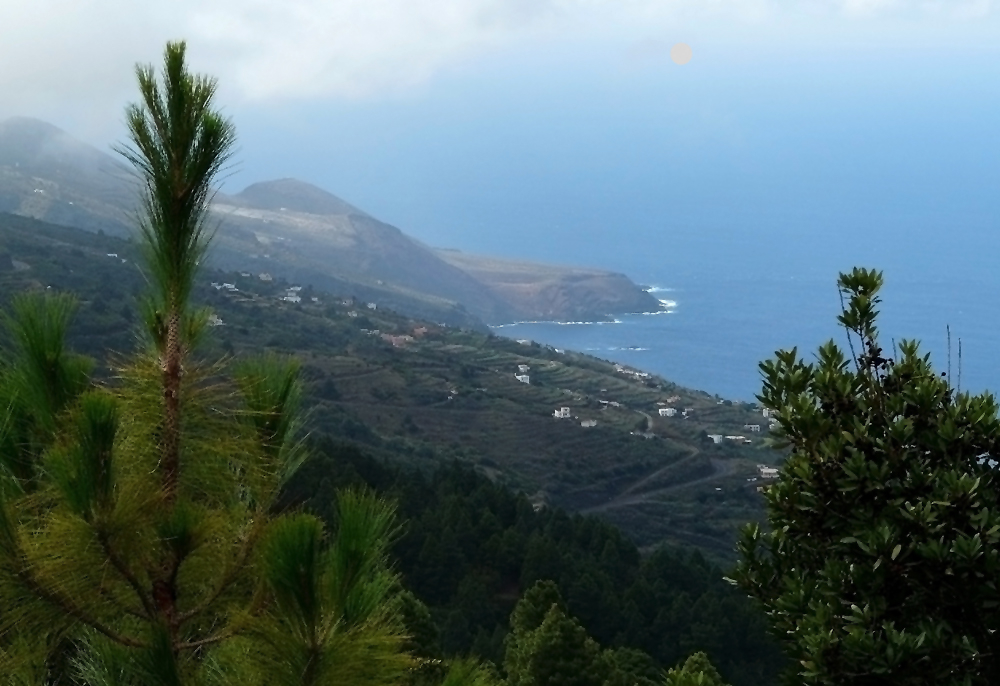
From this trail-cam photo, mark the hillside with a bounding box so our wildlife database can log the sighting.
[436,249,663,322]
[0,212,781,561]
[0,117,660,325]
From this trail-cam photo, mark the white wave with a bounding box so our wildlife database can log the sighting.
[644,286,676,293]
[657,298,677,308]
[490,318,624,328]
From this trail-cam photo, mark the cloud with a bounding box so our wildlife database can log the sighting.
[0,0,996,126]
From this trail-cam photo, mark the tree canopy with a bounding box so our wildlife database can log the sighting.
[734,268,1000,685]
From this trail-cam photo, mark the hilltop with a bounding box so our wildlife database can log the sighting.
[0,117,660,326]
[0,212,780,560]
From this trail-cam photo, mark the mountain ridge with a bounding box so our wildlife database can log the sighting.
[0,116,660,324]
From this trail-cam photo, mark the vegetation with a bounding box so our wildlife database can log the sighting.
[0,43,411,684]
[734,268,1000,685]
[8,23,1000,686]
[0,210,781,562]
[291,440,786,686]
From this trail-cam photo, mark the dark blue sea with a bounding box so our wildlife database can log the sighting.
[491,268,998,403]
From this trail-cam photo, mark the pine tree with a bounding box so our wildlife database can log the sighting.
[733,268,1000,685]
[505,603,604,686]
[0,42,411,685]
[664,652,729,686]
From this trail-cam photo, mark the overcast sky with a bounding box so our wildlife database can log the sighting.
[3,1,1000,272]
[4,1,997,129]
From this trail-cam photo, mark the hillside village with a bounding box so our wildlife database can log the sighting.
[0,211,783,559]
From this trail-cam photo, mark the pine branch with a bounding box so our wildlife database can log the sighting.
[16,565,147,648]
[98,530,156,619]
[177,518,262,624]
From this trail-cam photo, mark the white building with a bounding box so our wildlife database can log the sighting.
[581,419,597,428]
[757,464,779,479]
[553,407,571,419]
[258,273,273,281]
[518,364,530,373]
[707,434,723,444]
[207,314,224,327]
[515,374,530,384]
[744,424,761,432]
[658,408,677,417]
[367,302,378,310]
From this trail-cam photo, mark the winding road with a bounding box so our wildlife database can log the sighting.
[581,456,736,514]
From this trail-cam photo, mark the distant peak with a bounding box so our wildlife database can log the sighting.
[0,117,119,172]
[232,178,367,216]
[0,116,68,137]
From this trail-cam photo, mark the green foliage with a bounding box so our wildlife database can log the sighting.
[597,647,662,686]
[0,43,411,685]
[664,652,729,686]
[439,659,502,686]
[288,440,785,686]
[0,293,92,488]
[116,41,236,325]
[504,591,604,686]
[509,580,565,635]
[733,268,1000,685]
[504,582,665,686]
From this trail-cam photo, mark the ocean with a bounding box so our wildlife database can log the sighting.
[491,270,999,403]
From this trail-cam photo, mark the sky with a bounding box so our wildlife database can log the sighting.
[2,0,1000,278]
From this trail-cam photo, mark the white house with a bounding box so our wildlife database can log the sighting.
[580,419,597,428]
[658,408,677,417]
[707,434,723,444]
[757,464,779,479]
[258,273,273,281]
[553,407,571,419]
[515,374,530,384]
[744,424,761,432]
[367,302,378,310]
[518,364,530,373]
[207,314,224,327]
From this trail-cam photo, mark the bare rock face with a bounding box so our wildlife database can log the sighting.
[0,118,660,326]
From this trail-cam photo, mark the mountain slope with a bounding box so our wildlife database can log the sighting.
[0,212,779,561]
[0,117,659,325]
